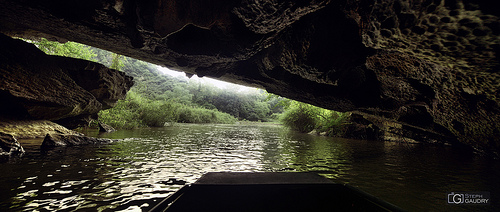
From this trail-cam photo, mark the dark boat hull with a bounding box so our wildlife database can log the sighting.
[150,172,403,212]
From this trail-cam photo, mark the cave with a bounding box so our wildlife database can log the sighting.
[0,0,498,158]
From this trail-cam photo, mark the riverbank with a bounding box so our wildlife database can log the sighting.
[0,120,116,156]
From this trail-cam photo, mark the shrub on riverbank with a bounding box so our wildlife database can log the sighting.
[280,102,318,133]
[176,106,237,123]
[99,91,237,129]
[316,110,351,136]
[279,100,350,135]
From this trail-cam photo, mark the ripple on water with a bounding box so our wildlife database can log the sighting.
[3,124,499,211]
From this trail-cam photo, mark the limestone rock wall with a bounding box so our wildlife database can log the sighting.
[344,0,500,155]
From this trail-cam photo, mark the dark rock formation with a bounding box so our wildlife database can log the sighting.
[41,133,115,148]
[0,34,134,128]
[0,132,24,155]
[343,114,382,141]
[1,120,114,152]
[0,0,498,156]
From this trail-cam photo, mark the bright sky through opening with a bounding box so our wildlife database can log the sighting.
[157,66,256,93]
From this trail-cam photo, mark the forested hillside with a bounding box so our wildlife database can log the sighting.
[90,47,285,128]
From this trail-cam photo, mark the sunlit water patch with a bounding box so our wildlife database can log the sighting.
[0,123,499,211]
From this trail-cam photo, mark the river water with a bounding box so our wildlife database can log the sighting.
[0,123,498,211]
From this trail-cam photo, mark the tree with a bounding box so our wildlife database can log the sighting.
[109,53,124,70]
[28,38,96,61]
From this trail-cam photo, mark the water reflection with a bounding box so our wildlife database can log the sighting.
[0,124,498,211]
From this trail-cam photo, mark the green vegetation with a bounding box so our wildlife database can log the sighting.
[27,38,96,61]
[28,38,349,135]
[271,96,351,136]
[98,91,237,129]
[91,47,277,129]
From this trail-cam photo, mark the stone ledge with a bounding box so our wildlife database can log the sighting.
[0,120,82,139]
[41,133,115,148]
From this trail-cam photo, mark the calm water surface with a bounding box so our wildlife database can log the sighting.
[1,123,499,211]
